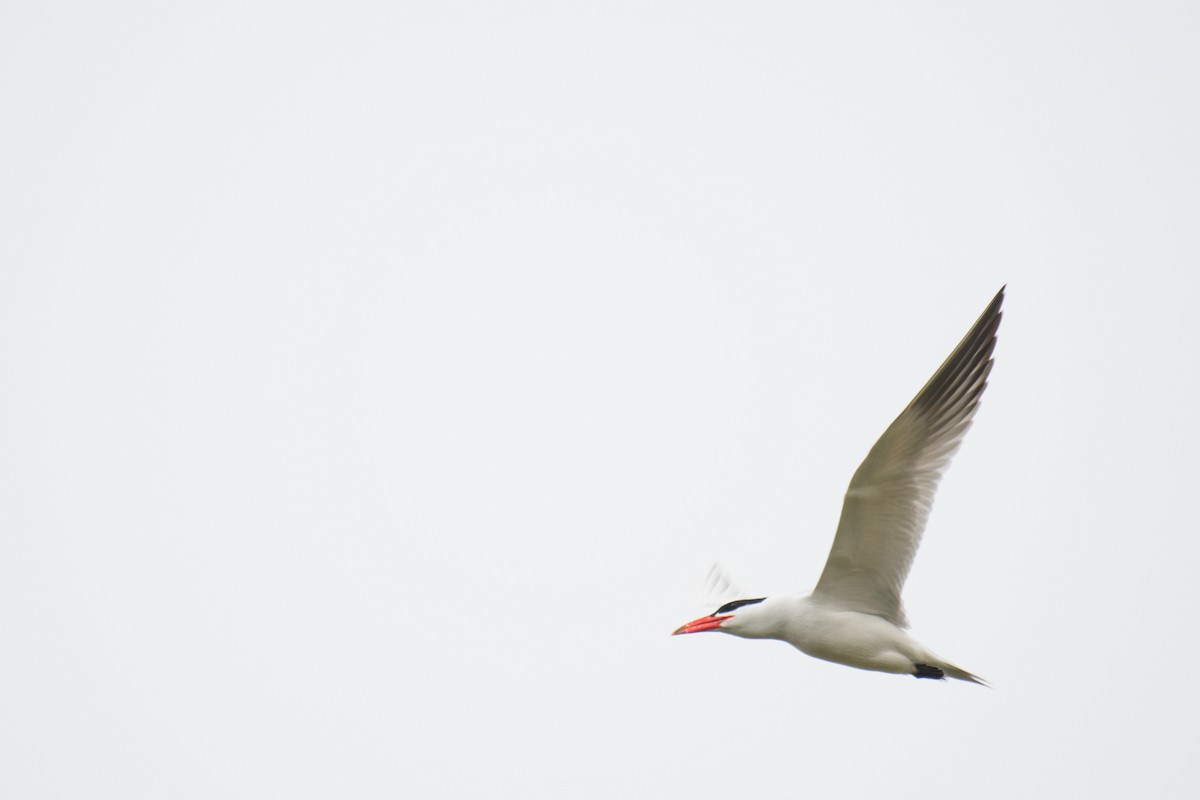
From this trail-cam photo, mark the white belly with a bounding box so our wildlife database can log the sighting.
[783,603,929,675]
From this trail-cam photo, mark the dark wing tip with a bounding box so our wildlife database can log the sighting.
[909,287,1004,421]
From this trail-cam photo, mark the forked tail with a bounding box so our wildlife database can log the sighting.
[942,662,989,687]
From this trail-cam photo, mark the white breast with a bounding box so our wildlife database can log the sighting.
[782,596,932,675]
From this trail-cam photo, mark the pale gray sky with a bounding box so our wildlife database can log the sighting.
[3,2,1198,798]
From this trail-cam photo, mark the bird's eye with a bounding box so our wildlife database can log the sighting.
[714,598,766,615]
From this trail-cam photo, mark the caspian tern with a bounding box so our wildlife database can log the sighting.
[673,287,1004,684]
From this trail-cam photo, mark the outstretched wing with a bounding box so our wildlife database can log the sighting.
[702,562,744,608]
[811,287,1004,628]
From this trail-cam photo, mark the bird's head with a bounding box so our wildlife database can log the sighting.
[672,597,773,639]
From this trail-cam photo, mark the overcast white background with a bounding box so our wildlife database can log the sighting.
[3,2,1198,797]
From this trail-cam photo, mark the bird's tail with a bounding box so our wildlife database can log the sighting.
[941,662,990,687]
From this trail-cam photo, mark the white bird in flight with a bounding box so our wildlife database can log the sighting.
[673,287,1004,684]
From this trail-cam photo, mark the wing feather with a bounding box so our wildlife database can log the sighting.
[811,287,1004,627]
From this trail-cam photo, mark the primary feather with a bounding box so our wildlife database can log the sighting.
[812,287,1004,627]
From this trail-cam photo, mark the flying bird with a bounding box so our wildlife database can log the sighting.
[673,287,1004,684]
